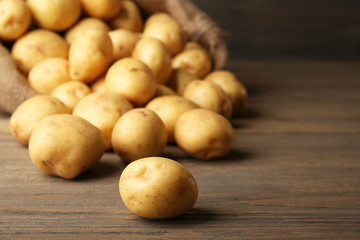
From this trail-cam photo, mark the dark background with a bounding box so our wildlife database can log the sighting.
[193,0,360,60]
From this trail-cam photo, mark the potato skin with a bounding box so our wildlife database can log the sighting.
[9,95,71,145]
[119,157,198,219]
[109,0,143,32]
[0,0,31,41]
[27,0,81,31]
[29,114,106,179]
[167,68,198,95]
[146,95,198,142]
[11,29,69,75]
[204,70,248,115]
[183,80,233,119]
[132,37,172,85]
[111,108,167,162]
[80,0,122,20]
[109,29,140,62]
[69,29,113,83]
[105,58,156,107]
[174,109,234,160]
[73,92,133,149]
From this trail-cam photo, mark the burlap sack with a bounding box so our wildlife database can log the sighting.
[0,0,228,114]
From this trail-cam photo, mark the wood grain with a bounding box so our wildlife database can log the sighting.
[1,60,360,239]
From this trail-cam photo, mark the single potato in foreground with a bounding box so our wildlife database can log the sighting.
[29,114,106,179]
[119,157,198,219]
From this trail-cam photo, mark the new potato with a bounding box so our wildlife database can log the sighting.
[27,0,81,31]
[80,0,122,20]
[109,0,143,32]
[29,114,106,179]
[0,0,31,41]
[119,157,198,219]
[69,29,113,83]
[11,29,69,75]
[174,109,234,160]
[167,68,198,95]
[111,108,167,162]
[9,95,71,145]
[28,58,71,94]
[73,92,133,149]
[109,29,140,62]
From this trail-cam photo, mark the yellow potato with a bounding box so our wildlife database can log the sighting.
[119,157,198,219]
[0,0,31,41]
[167,68,198,95]
[51,81,92,111]
[204,70,248,115]
[146,95,198,142]
[90,75,107,93]
[111,108,167,162]
[172,48,212,79]
[27,0,81,31]
[65,17,111,44]
[183,41,204,51]
[73,92,133,149]
[132,37,172,84]
[11,29,69,75]
[69,29,113,83]
[105,57,156,107]
[109,0,143,32]
[183,80,233,119]
[29,114,106,179]
[28,58,71,94]
[80,0,122,20]
[109,29,140,62]
[152,84,177,99]
[143,12,185,56]
[9,95,71,145]
[174,109,234,160]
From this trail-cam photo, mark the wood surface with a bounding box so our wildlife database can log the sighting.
[1,60,360,239]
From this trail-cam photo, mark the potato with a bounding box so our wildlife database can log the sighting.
[73,92,133,149]
[90,75,106,93]
[11,29,69,75]
[167,68,198,95]
[109,0,143,32]
[119,157,198,219]
[28,58,71,94]
[69,29,113,83]
[51,81,92,111]
[27,0,81,31]
[132,37,172,84]
[65,17,110,44]
[105,57,156,107]
[80,0,122,20]
[111,108,167,162]
[204,70,248,115]
[29,114,106,179]
[143,12,185,56]
[172,47,212,79]
[0,0,31,41]
[9,95,71,145]
[146,95,198,142]
[153,84,177,99]
[184,41,204,51]
[174,109,234,160]
[109,29,140,62]
[183,80,232,119]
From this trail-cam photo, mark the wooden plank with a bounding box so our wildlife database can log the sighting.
[1,61,360,239]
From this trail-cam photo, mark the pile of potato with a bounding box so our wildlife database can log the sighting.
[1,0,247,219]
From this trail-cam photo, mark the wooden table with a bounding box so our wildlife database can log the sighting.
[1,60,359,239]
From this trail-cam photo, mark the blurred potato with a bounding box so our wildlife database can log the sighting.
[0,0,31,41]
[28,58,71,94]
[27,0,82,31]
[65,17,111,44]
[80,0,122,20]
[143,12,186,56]
[108,0,143,32]
[90,75,107,93]
[132,37,172,84]
[109,29,140,62]
[51,81,92,111]
[11,29,69,75]
[69,29,113,83]
[167,68,198,95]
